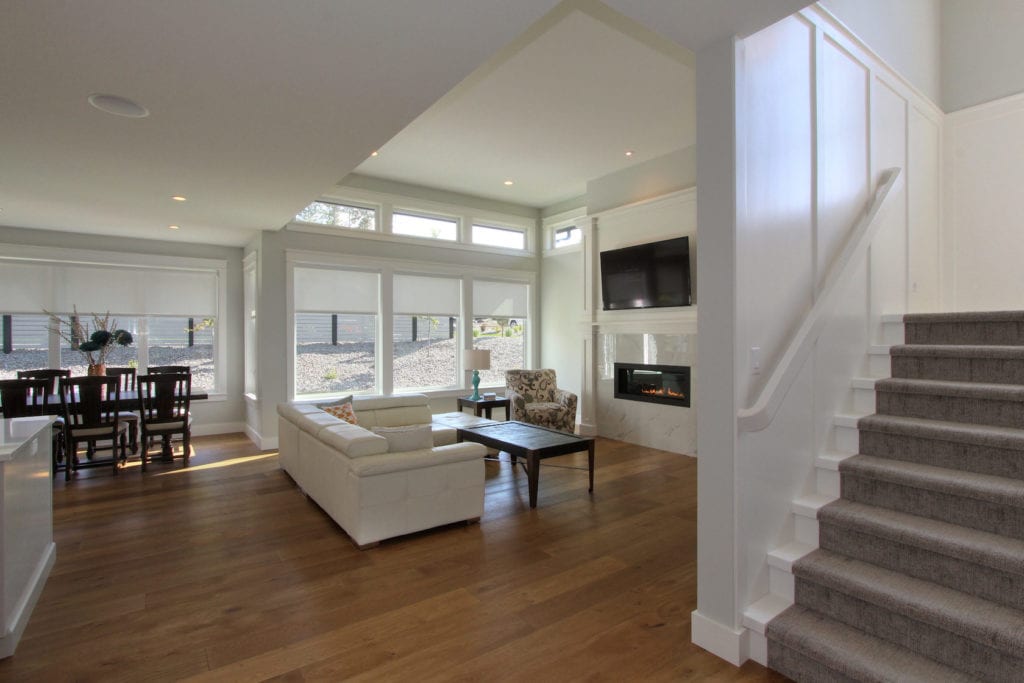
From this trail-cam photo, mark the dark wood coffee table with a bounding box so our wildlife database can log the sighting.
[456,421,594,508]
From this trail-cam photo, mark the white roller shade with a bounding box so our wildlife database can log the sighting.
[294,266,378,314]
[473,280,529,318]
[0,261,54,312]
[393,274,460,316]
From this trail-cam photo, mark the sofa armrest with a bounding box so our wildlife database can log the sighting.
[506,388,528,421]
[348,442,486,477]
[553,389,577,412]
[319,423,389,458]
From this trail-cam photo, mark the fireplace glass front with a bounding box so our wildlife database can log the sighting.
[614,362,690,407]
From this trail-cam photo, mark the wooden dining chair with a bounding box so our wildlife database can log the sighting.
[147,365,191,375]
[0,378,51,418]
[59,376,128,480]
[138,373,192,470]
[106,367,140,454]
[11,371,68,474]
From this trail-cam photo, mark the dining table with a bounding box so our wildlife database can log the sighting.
[24,390,209,414]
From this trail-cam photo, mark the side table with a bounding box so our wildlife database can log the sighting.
[457,396,510,420]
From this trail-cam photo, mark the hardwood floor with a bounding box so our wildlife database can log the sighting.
[0,434,788,682]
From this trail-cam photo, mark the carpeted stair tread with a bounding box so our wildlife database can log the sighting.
[891,344,1024,359]
[875,377,1024,401]
[841,454,1024,507]
[794,549,1024,656]
[903,310,1024,324]
[767,605,978,683]
[858,413,1024,451]
[818,499,1024,576]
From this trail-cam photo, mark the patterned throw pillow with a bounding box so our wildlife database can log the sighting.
[323,401,358,425]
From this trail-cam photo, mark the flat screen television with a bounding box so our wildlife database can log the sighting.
[600,236,691,310]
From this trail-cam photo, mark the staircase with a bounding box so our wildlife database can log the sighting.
[767,311,1024,682]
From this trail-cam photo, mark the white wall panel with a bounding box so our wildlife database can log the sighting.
[737,14,815,406]
[817,37,870,290]
[908,107,941,311]
[945,94,1024,310]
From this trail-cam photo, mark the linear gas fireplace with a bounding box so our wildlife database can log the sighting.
[614,362,691,407]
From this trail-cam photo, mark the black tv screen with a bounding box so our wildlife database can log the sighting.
[600,236,691,310]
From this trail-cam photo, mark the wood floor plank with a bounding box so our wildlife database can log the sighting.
[0,433,787,682]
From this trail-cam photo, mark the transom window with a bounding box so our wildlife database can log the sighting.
[554,225,582,248]
[472,224,526,250]
[392,212,457,241]
[295,201,376,230]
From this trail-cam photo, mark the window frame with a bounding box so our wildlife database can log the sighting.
[292,199,379,232]
[471,222,528,250]
[390,209,459,242]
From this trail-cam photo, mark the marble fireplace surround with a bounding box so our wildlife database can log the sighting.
[593,325,697,457]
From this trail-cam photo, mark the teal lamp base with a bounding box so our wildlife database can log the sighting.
[470,370,481,401]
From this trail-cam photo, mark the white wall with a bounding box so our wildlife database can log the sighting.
[942,0,1024,112]
[586,145,696,215]
[820,0,941,106]
[692,5,944,664]
[943,93,1024,310]
[540,248,584,403]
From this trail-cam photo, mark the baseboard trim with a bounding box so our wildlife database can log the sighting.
[191,421,246,437]
[578,421,597,437]
[0,541,55,659]
[691,610,749,667]
[244,424,278,451]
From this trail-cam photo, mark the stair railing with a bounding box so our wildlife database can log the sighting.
[737,167,903,432]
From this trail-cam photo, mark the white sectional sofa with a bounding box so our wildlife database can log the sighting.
[277,394,489,548]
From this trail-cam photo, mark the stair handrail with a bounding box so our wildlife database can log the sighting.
[737,167,903,432]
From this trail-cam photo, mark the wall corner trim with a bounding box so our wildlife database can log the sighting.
[691,610,749,667]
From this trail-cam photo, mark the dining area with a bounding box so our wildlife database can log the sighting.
[0,365,205,481]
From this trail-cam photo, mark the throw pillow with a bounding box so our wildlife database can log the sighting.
[317,394,353,410]
[323,401,358,425]
[371,424,433,452]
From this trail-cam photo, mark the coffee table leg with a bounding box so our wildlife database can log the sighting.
[588,442,595,493]
[528,452,539,508]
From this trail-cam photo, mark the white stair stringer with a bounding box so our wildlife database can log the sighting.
[743,541,817,665]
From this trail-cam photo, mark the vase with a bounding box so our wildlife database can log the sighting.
[88,363,106,377]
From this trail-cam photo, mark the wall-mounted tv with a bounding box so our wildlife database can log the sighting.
[600,236,691,310]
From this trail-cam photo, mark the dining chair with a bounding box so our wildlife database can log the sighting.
[147,365,191,375]
[12,371,68,474]
[138,372,192,470]
[59,376,128,480]
[0,377,51,418]
[106,367,140,454]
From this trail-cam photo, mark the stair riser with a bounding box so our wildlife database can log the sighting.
[851,386,875,413]
[767,642,860,683]
[795,579,1024,682]
[876,390,1024,429]
[905,320,1024,345]
[841,474,1024,540]
[892,355,1024,384]
[859,429,1024,480]
[818,523,1024,610]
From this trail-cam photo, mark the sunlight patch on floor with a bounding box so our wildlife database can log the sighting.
[149,451,277,476]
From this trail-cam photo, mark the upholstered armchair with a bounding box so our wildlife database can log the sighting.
[505,369,578,433]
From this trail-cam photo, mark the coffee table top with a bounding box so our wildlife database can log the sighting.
[459,421,591,450]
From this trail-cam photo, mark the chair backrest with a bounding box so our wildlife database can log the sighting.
[17,368,71,394]
[138,373,191,425]
[147,365,191,375]
[106,367,137,391]
[0,378,51,418]
[59,376,121,428]
[505,368,558,402]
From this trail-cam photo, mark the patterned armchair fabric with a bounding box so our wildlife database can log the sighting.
[505,368,578,433]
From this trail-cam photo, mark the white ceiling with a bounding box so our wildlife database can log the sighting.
[0,0,811,247]
[352,3,696,209]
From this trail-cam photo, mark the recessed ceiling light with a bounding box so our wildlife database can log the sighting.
[625,150,634,157]
[168,225,180,230]
[87,93,149,118]
[370,151,379,157]
[503,180,514,186]
[171,195,187,202]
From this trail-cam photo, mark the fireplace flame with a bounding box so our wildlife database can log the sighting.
[640,386,686,399]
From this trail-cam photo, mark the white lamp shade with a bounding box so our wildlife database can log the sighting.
[464,348,491,370]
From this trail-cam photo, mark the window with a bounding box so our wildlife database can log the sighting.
[243,258,257,395]
[393,274,460,391]
[473,280,529,387]
[58,314,139,377]
[554,225,582,248]
[392,212,457,241]
[146,317,215,391]
[472,224,526,250]
[293,267,379,397]
[295,201,376,230]
[0,314,50,379]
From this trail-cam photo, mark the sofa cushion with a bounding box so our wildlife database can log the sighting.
[349,442,486,477]
[277,402,324,423]
[319,423,388,458]
[371,424,433,452]
[293,410,347,436]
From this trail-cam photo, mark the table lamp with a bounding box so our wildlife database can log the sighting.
[464,349,491,401]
